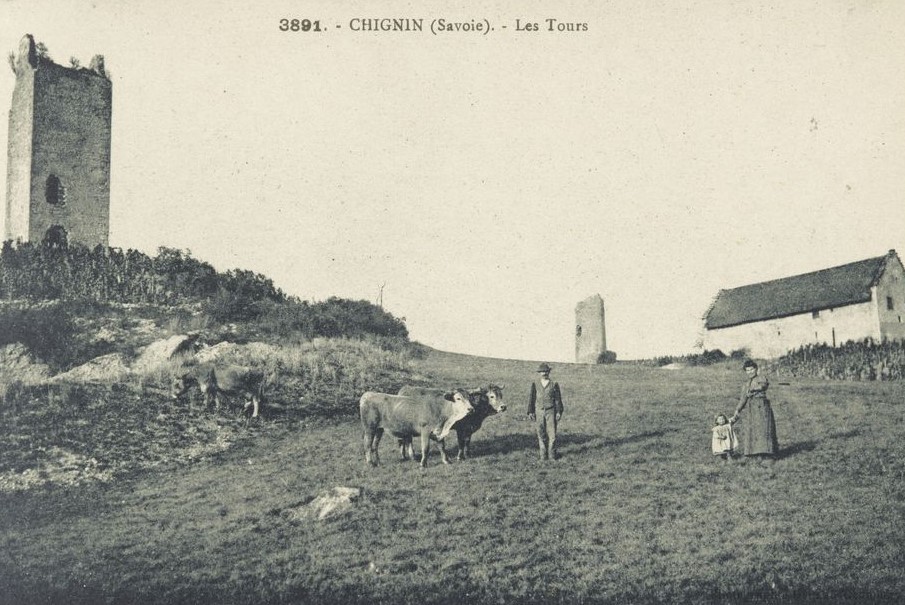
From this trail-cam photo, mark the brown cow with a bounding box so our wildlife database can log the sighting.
[171,364,265,419]
[359,389,473,467]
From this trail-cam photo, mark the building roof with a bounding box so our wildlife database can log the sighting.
[704,250,900,330]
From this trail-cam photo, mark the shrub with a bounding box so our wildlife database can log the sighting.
[596,350,618,364]
[0,303,77,371]
[647,349,727,367]
[773,339,905,381]
[0,301,128,372]
[0,243,285,307]
[202,288,264,324]
[253,297,408,342]
[696,349,727,365]
[0,242,408,345]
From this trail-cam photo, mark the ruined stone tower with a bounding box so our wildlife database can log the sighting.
[5,34,112,247]
[575,294,607,363]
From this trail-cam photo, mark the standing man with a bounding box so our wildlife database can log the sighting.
[528,362,564,460]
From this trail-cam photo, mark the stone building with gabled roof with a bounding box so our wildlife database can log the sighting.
[702,250,905,358]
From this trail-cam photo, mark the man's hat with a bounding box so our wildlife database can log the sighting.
[536,362,552,373]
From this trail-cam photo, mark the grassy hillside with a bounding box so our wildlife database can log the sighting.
[0,337,421,491]
[1,350,903,604]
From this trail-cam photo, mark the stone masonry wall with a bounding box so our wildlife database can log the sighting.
[4,66,34,242]
[28,62,112,247]
[876,255,905,341]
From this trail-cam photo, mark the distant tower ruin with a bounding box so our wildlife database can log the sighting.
[4,34,112,247]
[575,294,607,363]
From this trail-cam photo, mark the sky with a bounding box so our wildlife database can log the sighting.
[2,0,904,362]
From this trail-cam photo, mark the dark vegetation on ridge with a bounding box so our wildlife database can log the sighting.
[0,242,411,372]
[773,339,905,381]
[646,342,905,383]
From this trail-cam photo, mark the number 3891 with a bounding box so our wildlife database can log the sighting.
[279,19,322,32]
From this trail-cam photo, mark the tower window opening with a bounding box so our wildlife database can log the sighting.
[576,325,582,337]
[887,296,895,311]
[45,175,66,206]
[43,225,68,249]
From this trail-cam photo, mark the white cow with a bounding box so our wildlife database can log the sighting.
[359,389,473,467]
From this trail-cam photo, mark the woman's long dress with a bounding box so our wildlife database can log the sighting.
[737,374,779,456]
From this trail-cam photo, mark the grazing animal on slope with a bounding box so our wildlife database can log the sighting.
[359,389,473,467]
[171,364,266,419]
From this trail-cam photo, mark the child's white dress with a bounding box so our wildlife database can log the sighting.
[712,423,738,455]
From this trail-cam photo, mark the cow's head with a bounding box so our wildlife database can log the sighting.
[170,373,199,400]
[469,384,506,414]
[432,387,476,441]
[449,388,475,414]
[484,384,506,413]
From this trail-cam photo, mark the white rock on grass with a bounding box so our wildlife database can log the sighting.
[132,334,199,371]
[51,353,131,382]
[194,341,278,364]
[284,486,362,522]
[660,363,688,370]
[0,343,51,382]
[194,341,239,363]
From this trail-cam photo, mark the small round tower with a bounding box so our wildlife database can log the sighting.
[575,294,607,363]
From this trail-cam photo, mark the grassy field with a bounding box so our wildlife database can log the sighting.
[1,349,904,604]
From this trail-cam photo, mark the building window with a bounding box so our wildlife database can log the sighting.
[576,325,582,337]
[812,310,819,319]
[887,296,895,311]
[45,175,66,206]
[43,225,68,249]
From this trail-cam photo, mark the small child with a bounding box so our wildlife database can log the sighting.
[712,413,738,461]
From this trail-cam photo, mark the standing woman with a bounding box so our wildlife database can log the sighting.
[730,360,779,460]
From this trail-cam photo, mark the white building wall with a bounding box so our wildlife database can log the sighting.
[703,301,880,358]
